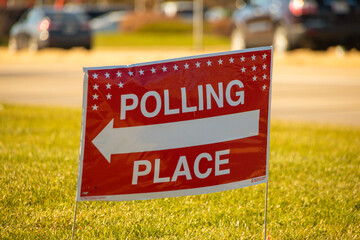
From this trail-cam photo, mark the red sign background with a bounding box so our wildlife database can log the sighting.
[77,47,272,201]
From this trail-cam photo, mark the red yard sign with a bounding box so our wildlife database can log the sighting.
[76,47,272,201]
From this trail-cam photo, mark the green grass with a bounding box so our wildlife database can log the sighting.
[94,32,230,48]
[0,33,230,48]
[1,104,359,239]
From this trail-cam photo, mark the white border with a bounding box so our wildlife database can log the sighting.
[78,177,268,202]
[267,46,274,179]
[76,72,89,201]
[76,47,272,202]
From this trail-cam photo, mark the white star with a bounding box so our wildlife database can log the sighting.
[105,72,110,78]
[93,84,99,90]
[118,82,124,88]
[92,73,98,79]
[252,65,257,71]
[116,71,122,77]
[240,56,245,62]
[106,83,111,89]
[229,57,234,63]
[241,67,246,73]
[263,74,267,80]
[92,94,99,100]
[173,64,179,70]
[162,66,167,72]
[263,64,267,70]
[139,69,144,75]
[262,53,267,59]
[207,60,212,66]
[128,71,134,76]
[92,104,98,110]
[196,62,201,68]
[262,85,267,90]
[251,54,256,60]
[106,93,112,100]
[184,63,189,69]
[218,59,223,65]
[151,67,156,74]
[253,76,257,81]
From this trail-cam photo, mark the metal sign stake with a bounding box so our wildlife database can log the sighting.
[71,200,78,240]
[263,182,269,240]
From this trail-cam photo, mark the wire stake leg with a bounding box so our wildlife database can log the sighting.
[71,200,78,240]
[263,182,269,240]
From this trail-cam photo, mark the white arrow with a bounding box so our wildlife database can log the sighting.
[92,110,260,163]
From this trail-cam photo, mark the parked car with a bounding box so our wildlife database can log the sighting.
[231,0,360,52]
[89,10,128,33]
[9,6,92,53]
[205,7,229,22]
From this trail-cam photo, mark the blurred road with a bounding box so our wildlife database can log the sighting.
[0,47,359,126]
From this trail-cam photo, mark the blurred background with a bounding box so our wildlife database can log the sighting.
[1,2,359,239]
[1,0,360,51]
[1,0,236,50]
[0,0,360,126]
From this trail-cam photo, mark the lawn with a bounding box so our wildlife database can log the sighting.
[0,104,359,239]
[93,32,230,48]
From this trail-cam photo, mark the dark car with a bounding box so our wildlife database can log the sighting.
[231,0,360,52]
[9,6,92,53]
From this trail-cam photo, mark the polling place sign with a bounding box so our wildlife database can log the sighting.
[76,47,272,201]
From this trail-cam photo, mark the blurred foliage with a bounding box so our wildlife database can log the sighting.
[121,12,193,33]
[121,11,232,36]
[208,18,233,36]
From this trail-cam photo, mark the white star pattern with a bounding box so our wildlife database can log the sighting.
[91,52,270,103]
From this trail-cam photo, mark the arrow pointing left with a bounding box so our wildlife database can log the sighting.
[92,110,260,163]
